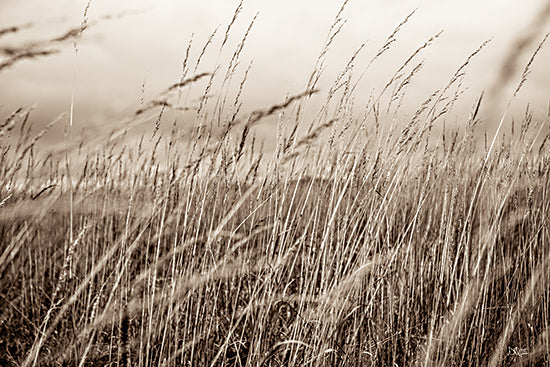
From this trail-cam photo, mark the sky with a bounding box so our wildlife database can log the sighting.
[1,0,549,149]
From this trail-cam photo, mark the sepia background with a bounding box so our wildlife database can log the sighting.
[1,0,549,150]
[2,2,550,366]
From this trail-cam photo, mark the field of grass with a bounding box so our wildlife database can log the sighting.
[1,2,550,366]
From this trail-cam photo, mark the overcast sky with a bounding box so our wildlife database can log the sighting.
[1,0,549,147]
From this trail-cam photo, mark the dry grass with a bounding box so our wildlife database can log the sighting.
[1,3,550,366]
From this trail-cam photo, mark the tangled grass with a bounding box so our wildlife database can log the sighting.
[1,2,549,366]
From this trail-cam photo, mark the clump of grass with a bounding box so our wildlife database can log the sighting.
[1,2,550,367]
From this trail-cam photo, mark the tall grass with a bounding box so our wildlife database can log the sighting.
[1,3,549,366]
